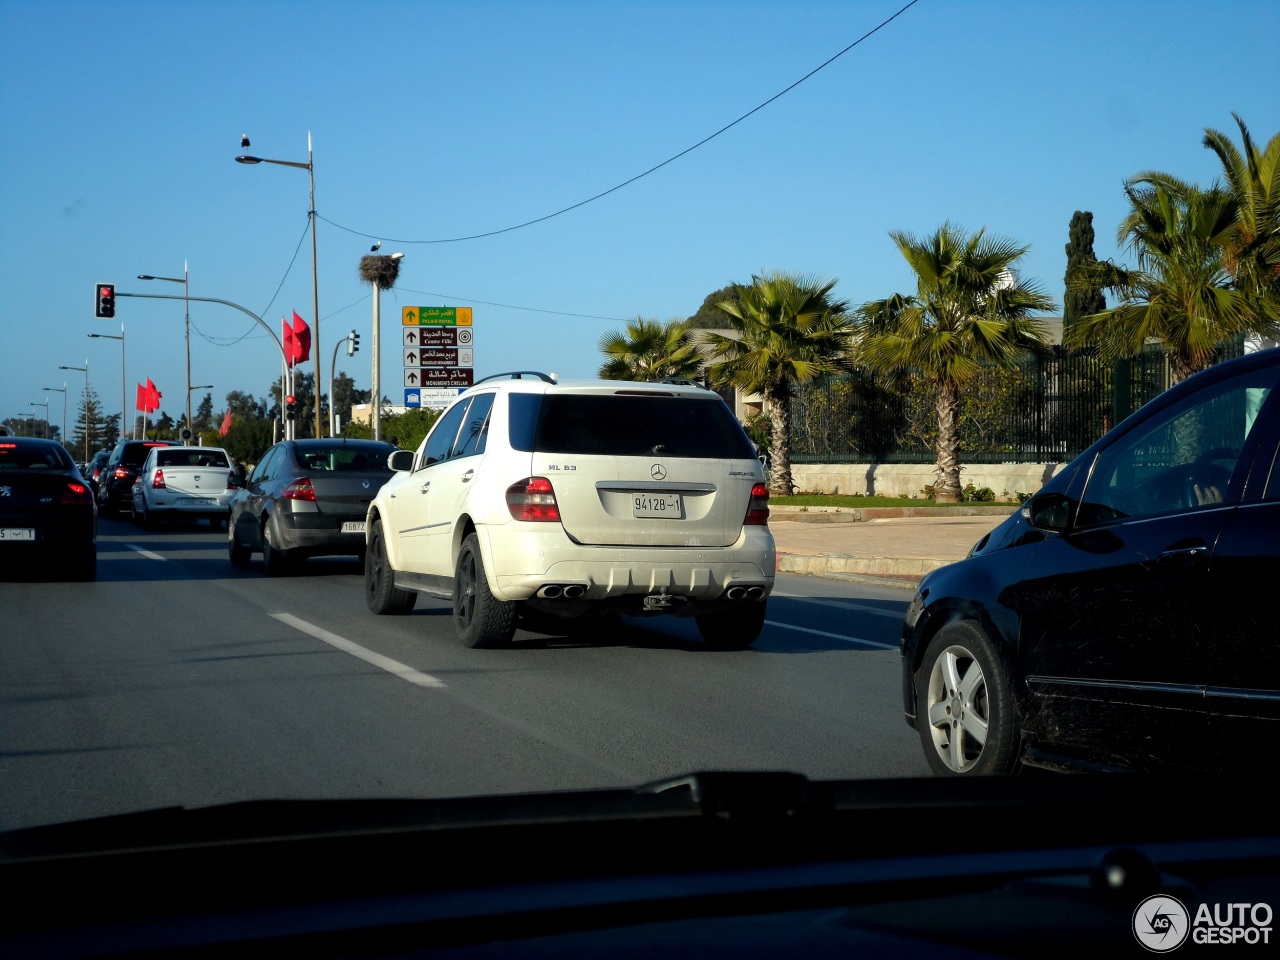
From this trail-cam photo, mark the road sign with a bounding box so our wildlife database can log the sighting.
[405,388,462,410]
[403,327,464,347]
[404,367,474,388]
[404,347,460,367]
[402,306,473,327]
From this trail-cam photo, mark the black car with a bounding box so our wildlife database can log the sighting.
[0,437,97,580]
[902,347,1280,775]
[82,449,110,496]
[96,439,180,515]
[228,438,398,574]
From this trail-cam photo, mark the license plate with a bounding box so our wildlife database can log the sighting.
[0,528,36,541]
[180,498,216,506]
[341,521,366,533]
[632,493,682,518]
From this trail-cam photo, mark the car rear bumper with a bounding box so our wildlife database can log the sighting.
[277,512,368,556]
[486,523,775,602]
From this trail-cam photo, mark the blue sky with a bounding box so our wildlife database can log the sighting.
[2,0,1277,436]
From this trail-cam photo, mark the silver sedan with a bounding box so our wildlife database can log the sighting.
[227,438,398,575]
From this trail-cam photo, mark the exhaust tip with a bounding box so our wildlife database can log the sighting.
[746,586,766,600]
[726,586,747,600]
[563,584,586,599]
[537,585,563,599]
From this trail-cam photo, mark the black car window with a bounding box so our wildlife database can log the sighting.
[0,441,74,470]
[253,447,281,483]
[451,393,494,460]
[122,443,173,467]
[1077,367,1278,527]
[524,393,757,459]
[419,400,471,469]
[295,443,394,473]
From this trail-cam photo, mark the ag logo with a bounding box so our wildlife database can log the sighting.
[1134,895,1189,952]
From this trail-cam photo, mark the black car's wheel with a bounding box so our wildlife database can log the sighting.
[454,533,516,648]
[228,518,250,566]
[696,601,766,649]
[365,519,415,615]
[261,518,293,576]
[916,621,1020,775]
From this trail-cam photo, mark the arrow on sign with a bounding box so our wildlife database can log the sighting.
[406,350,418,365]
[406,371,419,384]
[405,329,419,344]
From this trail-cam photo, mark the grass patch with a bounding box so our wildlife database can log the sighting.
[772,494,1019,508]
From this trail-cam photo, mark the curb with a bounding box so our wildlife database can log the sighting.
[777,551,951,583]
[770,505,1017,523]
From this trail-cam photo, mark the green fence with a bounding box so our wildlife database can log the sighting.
[789,343,1243,464]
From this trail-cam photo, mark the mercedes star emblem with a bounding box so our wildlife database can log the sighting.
[651,464,667,480]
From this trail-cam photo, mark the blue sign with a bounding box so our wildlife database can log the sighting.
[404,390,421,408]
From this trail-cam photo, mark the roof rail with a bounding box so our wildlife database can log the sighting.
[472,371,557,385]
[652,377,711,390]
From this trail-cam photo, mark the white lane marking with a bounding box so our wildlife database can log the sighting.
[764,620,897,650]
[126,544,167,561]
[770,592,906,618]
[269,612,446,688]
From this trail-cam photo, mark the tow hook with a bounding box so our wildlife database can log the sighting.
[643,592,687,611]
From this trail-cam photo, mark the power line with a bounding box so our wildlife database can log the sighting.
[317,0,921,246]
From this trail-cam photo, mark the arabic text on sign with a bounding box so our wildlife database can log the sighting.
[402,306,474,327]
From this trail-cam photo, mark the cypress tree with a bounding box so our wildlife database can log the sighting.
[1064,211,1106,329]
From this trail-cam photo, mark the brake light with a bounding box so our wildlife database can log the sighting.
[113,466,130,479]
[152,469,166,489]
[61,482,92,505]
[282,477,317,501]
[506,477,560,522]
[744,483,770,525]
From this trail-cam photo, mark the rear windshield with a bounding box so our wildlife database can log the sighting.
[296,444,395,473]
[156,449,231,468]
[0,442,75,471]
[509,393,757,459]
[122,443,175,466]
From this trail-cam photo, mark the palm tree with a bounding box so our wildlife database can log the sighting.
[1065,178,1277,384]
[855,224,1053,503]
[1202,114,1280,308]
[597,317,704,381]
[702,272,853,495]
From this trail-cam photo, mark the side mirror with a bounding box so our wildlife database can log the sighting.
[1021,491,1073,533]
[388,449,414,472]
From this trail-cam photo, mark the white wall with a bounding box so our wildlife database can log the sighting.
[791,462,1068,499]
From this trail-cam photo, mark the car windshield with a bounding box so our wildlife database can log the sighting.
[1,4,1278,951]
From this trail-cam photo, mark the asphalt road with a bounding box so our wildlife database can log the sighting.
[0,516,929,832]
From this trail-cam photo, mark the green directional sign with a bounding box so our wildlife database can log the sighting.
[403,306,473,327]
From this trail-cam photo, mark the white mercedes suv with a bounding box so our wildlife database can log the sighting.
[364,372,775,648]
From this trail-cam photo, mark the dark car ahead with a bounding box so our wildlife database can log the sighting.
[97,439,181,515]
[83,449,110,496]
[228,438,398,574]
[0,437,97,580]
[901,347,1280,776]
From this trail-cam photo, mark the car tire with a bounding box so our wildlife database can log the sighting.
[916,621,1020,776]
[696,601,766,649]
[261,518,293,577]
[130,500,142,526]
[228,519,250,566]
[141,502,154,530]
[454,532,516,648]
[365,519,415,615]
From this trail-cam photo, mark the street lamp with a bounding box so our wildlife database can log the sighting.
[236,134,323,438]
[88,323,126,439]
[137,263,190,435]
[42,384,67,445]
[59,362,90,463]
[31,400,50,438]
[188,384,214,437]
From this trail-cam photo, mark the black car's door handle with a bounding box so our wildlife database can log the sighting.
[1158,543,1207,564]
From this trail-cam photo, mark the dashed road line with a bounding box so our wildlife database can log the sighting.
[270,612,447,688]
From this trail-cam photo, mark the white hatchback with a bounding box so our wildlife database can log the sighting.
[364,374,775,648]
[131,445,239,529]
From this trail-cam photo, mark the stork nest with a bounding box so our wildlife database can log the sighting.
[359,255,401,290]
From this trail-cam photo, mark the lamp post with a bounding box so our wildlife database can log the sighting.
[236,134,322,439]
[31,400,50,438]
[189,384,213,438]
[43,383,67,445]
[87,323,126,439]
[59,362,90,462]
[137,265,190,434]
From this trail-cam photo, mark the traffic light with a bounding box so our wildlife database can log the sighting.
[347,329,360,356]
[95,283,115,319]
[285,395,297,421]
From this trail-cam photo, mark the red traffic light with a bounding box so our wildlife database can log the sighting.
[95,282,116,319]
[285,395,295,404]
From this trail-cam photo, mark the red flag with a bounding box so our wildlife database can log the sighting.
[219,409,232,437]
[135,383,147,411]
[145,378,161,413]
[292,311,311,364]
[282,318,299,366]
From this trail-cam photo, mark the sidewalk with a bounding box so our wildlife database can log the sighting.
[768,506,1016,584]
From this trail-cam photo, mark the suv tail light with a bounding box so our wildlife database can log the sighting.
[506,477,560,522]
[282,477,317,501]
[152,469,166,489]
[113,466,130,479]
[744,483,770,525]
[61,482,92,505]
